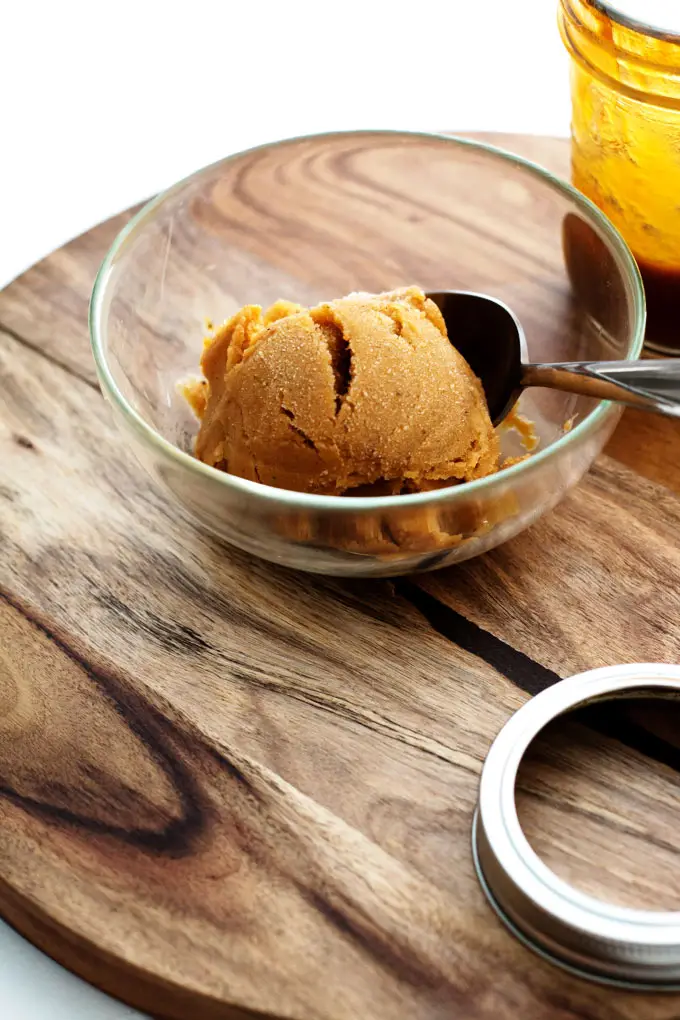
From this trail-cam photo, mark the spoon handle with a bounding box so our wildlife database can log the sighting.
[522,359,680,418]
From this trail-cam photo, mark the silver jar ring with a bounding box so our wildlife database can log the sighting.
[473,663,680,989]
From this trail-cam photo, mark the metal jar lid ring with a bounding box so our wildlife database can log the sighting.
[473,663,680,989]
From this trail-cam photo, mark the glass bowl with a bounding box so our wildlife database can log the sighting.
[90,131,644,577]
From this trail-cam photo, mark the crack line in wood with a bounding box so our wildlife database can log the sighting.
[0,323,99,392]
[521,785,680,857]
[400,581,680,776]
[399,581,559,695]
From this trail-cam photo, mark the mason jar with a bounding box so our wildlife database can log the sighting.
[559,0,680,353]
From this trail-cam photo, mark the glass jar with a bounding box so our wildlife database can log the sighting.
[559,0,680,353]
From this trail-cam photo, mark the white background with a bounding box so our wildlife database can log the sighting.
[0,0,569,1015]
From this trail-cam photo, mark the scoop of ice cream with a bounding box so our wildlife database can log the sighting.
[188,287,500,495]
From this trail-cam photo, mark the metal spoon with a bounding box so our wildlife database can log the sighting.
[428,290,680,426]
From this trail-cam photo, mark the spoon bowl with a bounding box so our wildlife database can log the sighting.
[428,291,525,425]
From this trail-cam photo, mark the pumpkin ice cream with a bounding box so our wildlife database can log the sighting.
[187,287,500,495]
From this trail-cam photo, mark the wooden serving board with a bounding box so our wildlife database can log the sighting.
[2,134,680,1020]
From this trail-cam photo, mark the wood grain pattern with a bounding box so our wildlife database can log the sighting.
[515,697,680,911]
[1,134,680,1019]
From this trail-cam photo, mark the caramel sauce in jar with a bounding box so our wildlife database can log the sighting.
[560,1,680,353]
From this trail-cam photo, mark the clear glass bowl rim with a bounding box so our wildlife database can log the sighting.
[89,129,646,514]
